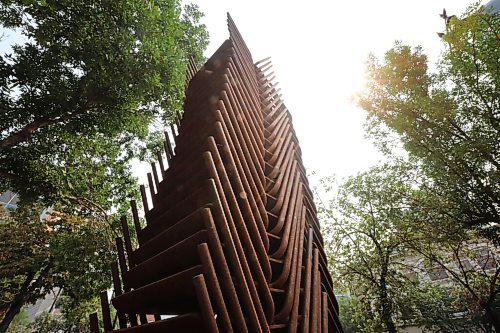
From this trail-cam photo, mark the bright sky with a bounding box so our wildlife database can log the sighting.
[0,1,479,190]
[190,0,475,184]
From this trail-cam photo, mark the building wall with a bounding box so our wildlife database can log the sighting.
[0,190,18,209]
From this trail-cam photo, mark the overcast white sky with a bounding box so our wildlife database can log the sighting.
[0,1,480,189]
[189,0,475,184]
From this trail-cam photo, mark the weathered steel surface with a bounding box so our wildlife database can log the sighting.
[90,15,343,333]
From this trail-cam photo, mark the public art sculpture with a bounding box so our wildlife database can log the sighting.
[89,15,343,333]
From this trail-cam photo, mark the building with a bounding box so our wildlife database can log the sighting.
[485,0,500,12]
[400,240,499,333]
[0,191,18,209]
[0,191,60,325]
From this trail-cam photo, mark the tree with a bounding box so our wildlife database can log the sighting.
[0,205,117,333]
[319,163,498,332]
[319,164,419,333]
[356,3,500,243]
[409,282,490,333]
[27,296,102,333]
[0,0,209,207]
[325,3,500,331]
[405,187,500,331]
[3,308,28,333]
[335,296,367,333]
[0,2,208,331]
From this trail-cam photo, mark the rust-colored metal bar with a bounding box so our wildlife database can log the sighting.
[89,312,100,333]
[111,261,123,296]
[111,261,130,327]
[92,14,342,333]
[147,173,155,204]
[120,216,133,259]
[139,184,149,213]
[156,151,166,179]
[130,199,142,245]
[193,274,219,333]
[170,124,178,147]
[151,162,160,190]
[197,242,232,332]
[163,131,173,163]
[100,291,113,332]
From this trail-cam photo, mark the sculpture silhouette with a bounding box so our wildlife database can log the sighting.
[89,15,343,333]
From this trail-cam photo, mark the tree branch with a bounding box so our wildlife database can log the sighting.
[0,105,89,153]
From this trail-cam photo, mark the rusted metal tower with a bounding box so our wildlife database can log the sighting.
[90,15,343,333]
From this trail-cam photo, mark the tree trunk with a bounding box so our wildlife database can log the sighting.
[485,305,500,333]
[0,265,51,333]
[0,271,35,333]
[379,261,397,333]
[385,318,398,333]
[380,292,398,333]
[0,103,89,154]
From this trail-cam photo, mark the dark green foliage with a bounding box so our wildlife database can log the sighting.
[320,164,498,332]
[0,206,117,332]
[336,296,367,333]
[29,296,102,333]
[415,283,491,332]
[322,2,499,332]
[0,1,208,331]
[0,0,209,208]
[320,164,422,333]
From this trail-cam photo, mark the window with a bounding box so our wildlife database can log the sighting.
[457,258,473,272]
[428,266,448,281]
[404,271,418,283]
[476,248,497,270]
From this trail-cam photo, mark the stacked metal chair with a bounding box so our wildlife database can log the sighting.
[89,15,343,333]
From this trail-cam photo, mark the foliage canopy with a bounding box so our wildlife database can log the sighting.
[324,3,500,332]
[0,0,208,208]
[0,0,209,331]
[357,4,500,243]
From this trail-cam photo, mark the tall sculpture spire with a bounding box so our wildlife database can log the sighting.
[90,15,343,333]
